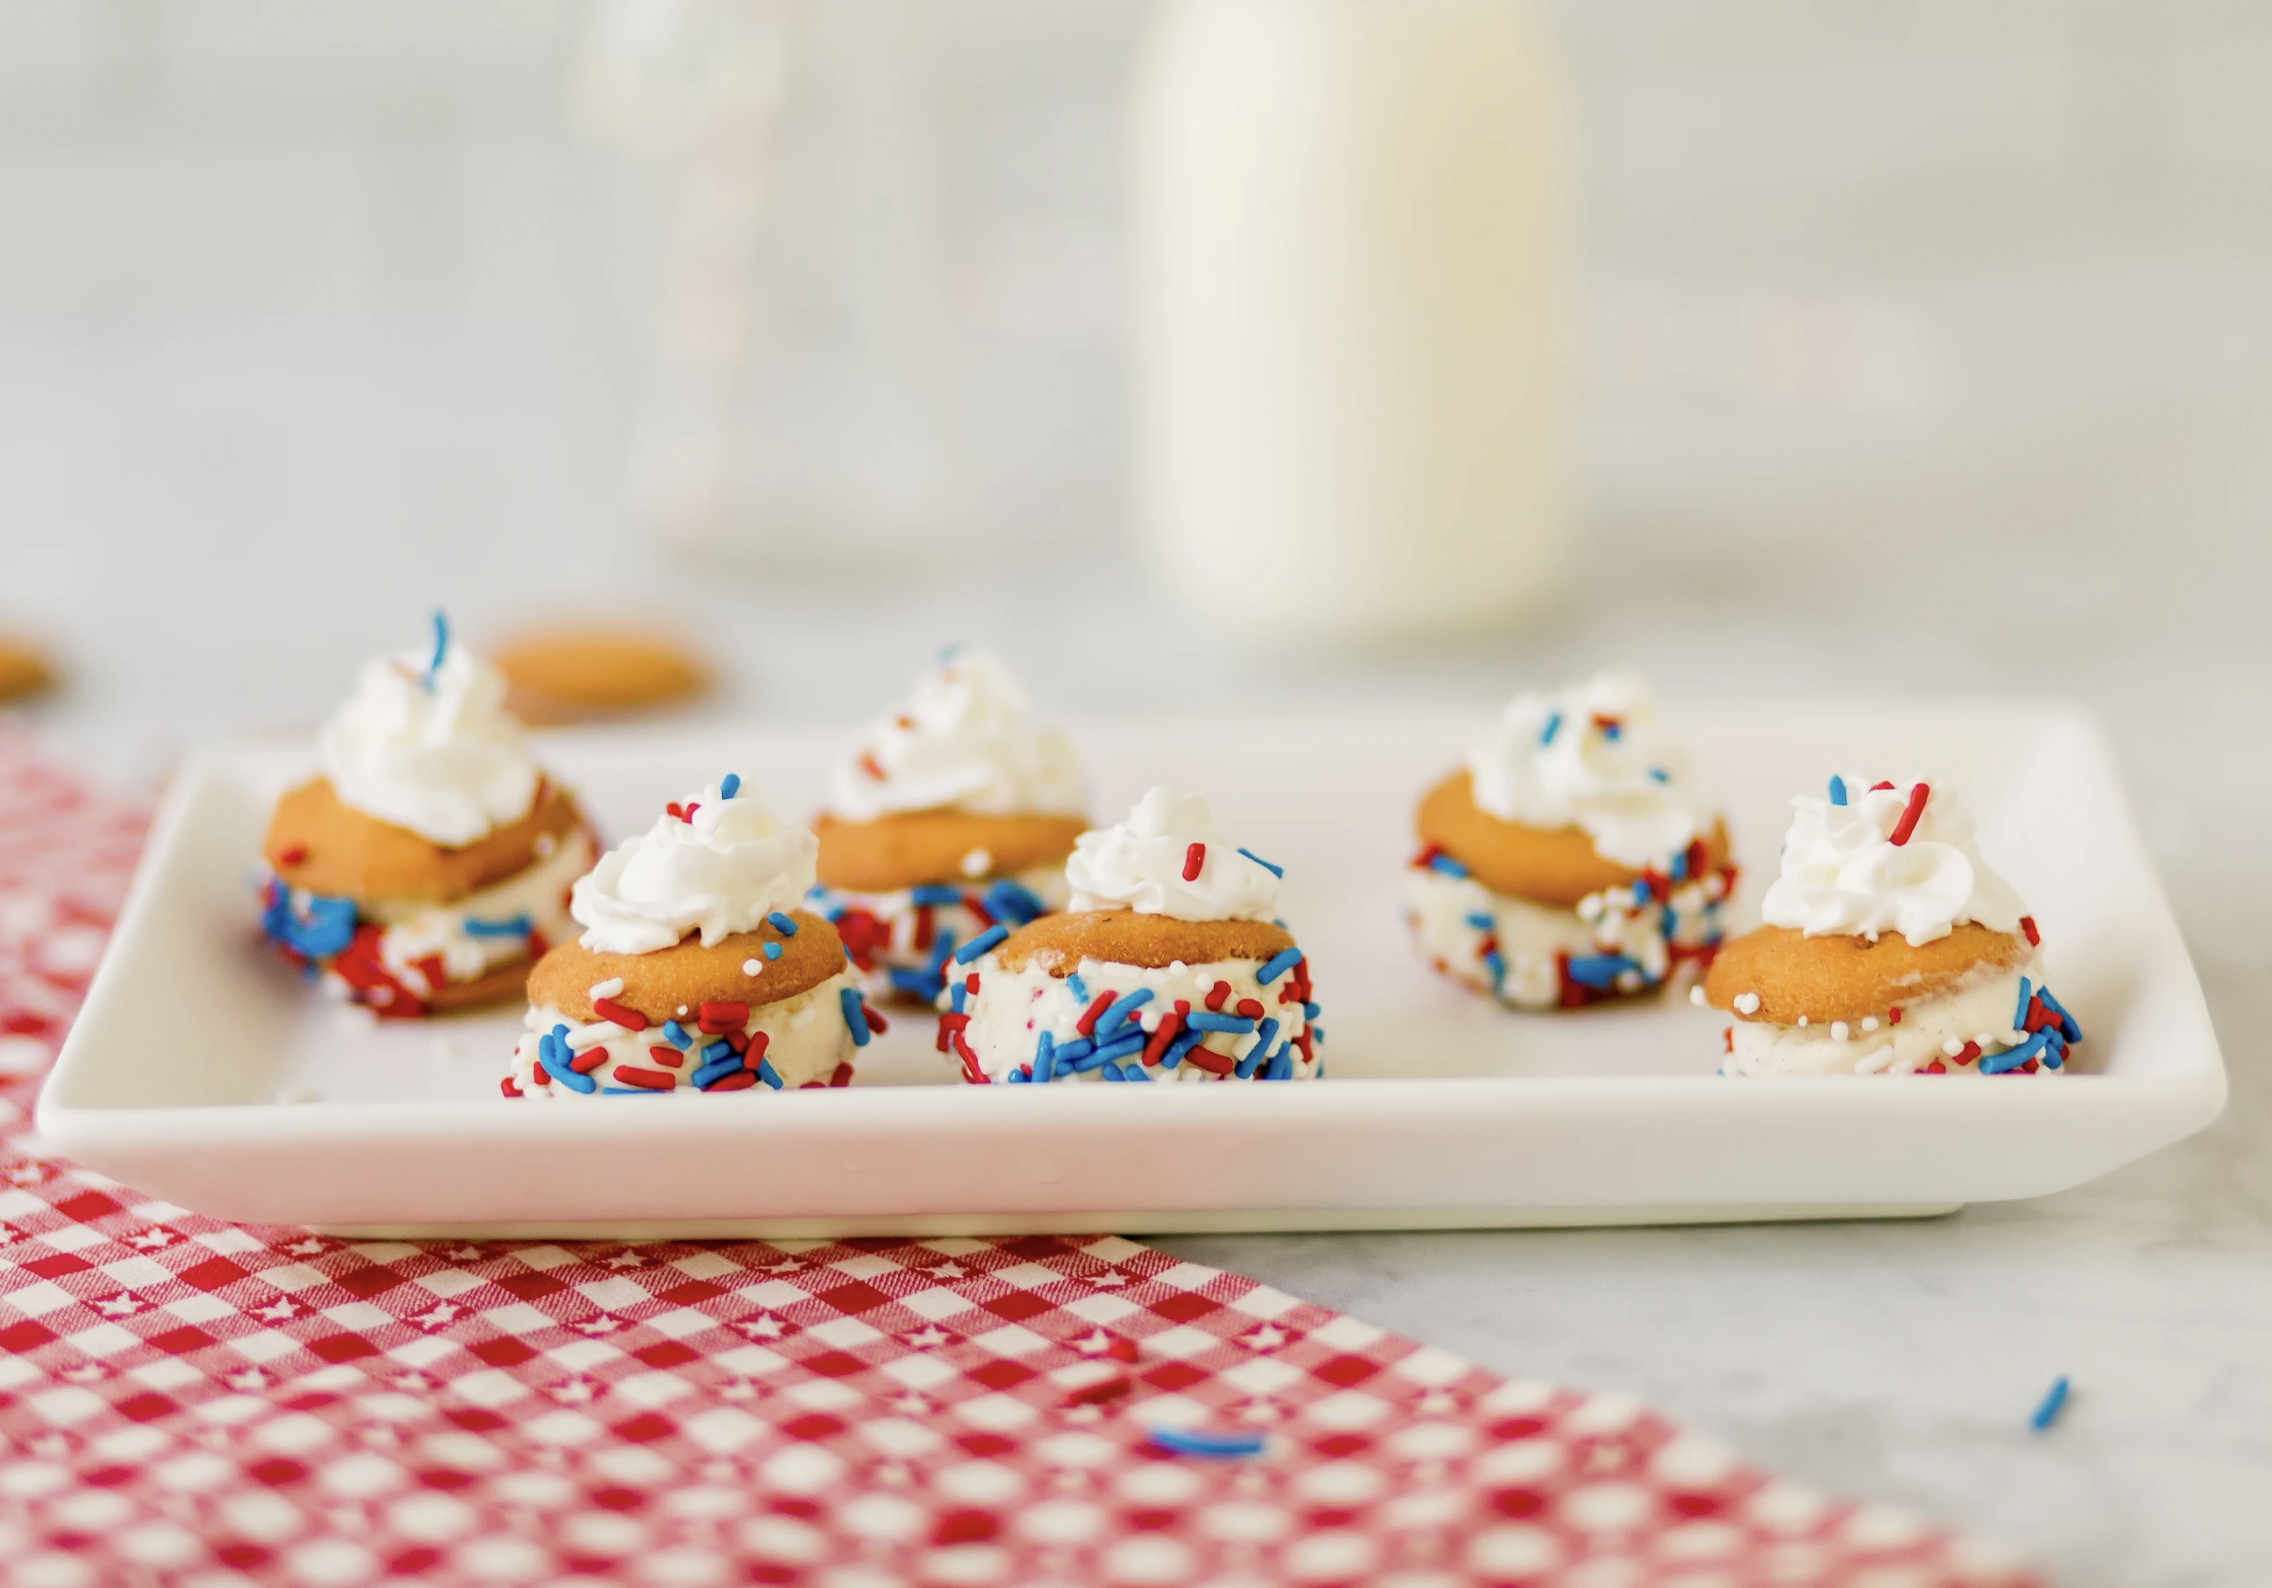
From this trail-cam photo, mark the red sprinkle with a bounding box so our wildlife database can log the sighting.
[500,1076,522,1097]
[1074,991,1116,1037]
[278,843,308,866]
[1182,842,1205,882]
[1870,781,1897,792]
[697,1001,749,1033]
[2020,915,2041,947]
[830,1062,854,1088]
[1234,998,1264,1020]
[746,1031,771,1062]
[612,1066,676,1091]
[951,1029,986,1085]
[648,1045,685,1069]
[864,1005,889,1036]
[965,973,980,994]
[1888,1006,1903,1025]
[593,997,649,1032]
[1886,783,1931,847]
[858,751,885,781]
[724,1028,750,1056]
[1182,1046,1235,1077]
[707,1070,758,1091]
[1142,1002,1189,1068]
[569,1046,609,1075]
[1723,1026,1734,1054]
[1205,982,1232,1012]
[527,1063,550,1087]
[1954,1041,1983,1068]
[1924,1061,1947,1074]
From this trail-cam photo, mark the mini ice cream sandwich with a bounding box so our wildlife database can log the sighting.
[1407,673,1735,1009]
[258,616,598,1017]
[1701,774,2081,1076]
[809,649,1087,1006]
[940,788,1320,1085]
[505,776,883,1097]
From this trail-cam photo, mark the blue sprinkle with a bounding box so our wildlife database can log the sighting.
[1670,849,1689,881]
[767,911,797,935]
[1146,1425,1268,1460]
[756,1058,785,1089]
[982,879,1047,925]
[1034,1031,1058,1084]
[1829,775,1847,807]
[1649,767,1669,783]
[909,884,963,907]
[955,924,1008,965]
[1161,1029,1202,1071]
[1264,1045,1294,1081]
[2038,987,2083,1045]
[1053,1036,1095,1065]
[1005,1068,1028,1084]
[1096,1032,1147,1064]
[1121,1062,1154,1082]
[702,1040,734,1064]
[2030,1375,2071,1432]
[1313,1027,1326,1044]
[1981,1030,2053,1074]
[1256,948,1304,986]
[425,610,448,689]
[1094,989,1154,1039]
[1661,906,1677,940]
[662,1020,694,1050]
[1098,1063,1126,1083]
[2013,976,2033,1032]
[887,966,939,997]
[1186,1012,1256,1035]
[1066,972,1089,1004]
[1540,712,1561,746]
[840,988,872,1048]
[1426,852,1469,879]
[1633,880,1652,906]
[1237,847,1284,879]
[1303,1002,1322,1020]
[1074,1033,1146,1072]
[1565,954,1642,989]
[1465,912,1496,931]
[763,942,783,961]
[1483,950,1507,988]
[539,1038,597,1094]
[462,914,531,939]
[1249,1017,1280,1062]
[1601,720,1622,742]
[259,887,359,961]
[720,773,741,800]
[692,1057,746,1089]
[601,1085,668,1095]
[926,932,958,974]
[950,983,967,1015]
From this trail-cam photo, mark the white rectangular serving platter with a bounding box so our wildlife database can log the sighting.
[38,700,2224,1238]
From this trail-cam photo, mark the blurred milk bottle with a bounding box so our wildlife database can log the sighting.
[1130,0,1570,645]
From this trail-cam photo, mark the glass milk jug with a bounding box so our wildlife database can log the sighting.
[1129,0,1570,644]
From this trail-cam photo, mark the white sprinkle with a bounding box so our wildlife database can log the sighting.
[535,832,557,857]
[1733,992,1761,1015]
[1944,1037,1966,1057]
[960,847,993,879]
[589,978,625,1001]
[1830,1021,1850,1042]
[1797,1016,1809,1028]
[1976,1033,1996,1048]
[566,1023,623,1052]
[678,1006,690,1017]
[1689,985,1706,1006]
[1860,1016,1879,1032]
[743,958,765,977]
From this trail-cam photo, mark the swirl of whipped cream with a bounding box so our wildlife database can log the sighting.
[318,628,539,848]
[1465,672,1705,870]
[827,648,1084,823]
[1066,788,1280,922]
[1760,775,2024,946]
[573,779,818,955]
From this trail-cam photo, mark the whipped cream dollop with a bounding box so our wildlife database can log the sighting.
[572,778,818,955]
[318,625,540,847]
[1760,775,2024,947]
[827,648,1084,822]
[1466,672,1704,870]
[1066,788,1280,922]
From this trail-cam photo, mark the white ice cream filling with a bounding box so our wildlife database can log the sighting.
[364,828,596,995]
[508,968,866,1097]
[1405,864,1728,1010]
[810,864,1069,1000]
[1722,957,2069,1076]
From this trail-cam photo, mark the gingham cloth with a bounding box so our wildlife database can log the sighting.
[0,736,2036,1587]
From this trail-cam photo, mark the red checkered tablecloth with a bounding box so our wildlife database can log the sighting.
[0,736,2037,1587]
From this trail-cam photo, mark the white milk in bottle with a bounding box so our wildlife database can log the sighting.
[1129,0,1570,644]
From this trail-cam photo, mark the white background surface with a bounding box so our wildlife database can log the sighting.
[3,3,2270,1582]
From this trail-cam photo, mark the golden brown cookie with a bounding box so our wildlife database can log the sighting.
[492,627,708,723]
[424,956,542,1014]
[526,908,845,1026]
[1703,923,2032,1027]
[1416,769,1730,908]
[815,809,1087,893]
[992,909,1296,977]
[264,777,588,906]
[0,637,54,702]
